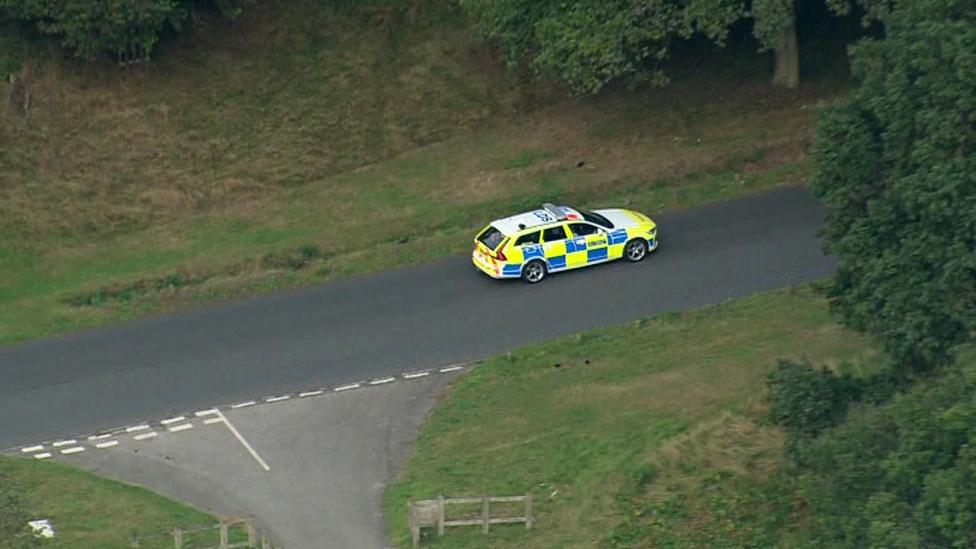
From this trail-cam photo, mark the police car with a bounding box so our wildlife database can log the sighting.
[472,203,658,283]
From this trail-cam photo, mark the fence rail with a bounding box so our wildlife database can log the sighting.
[409,494,532,547]
[130,517,280,549]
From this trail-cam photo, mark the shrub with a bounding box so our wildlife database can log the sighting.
[765,359,863,440]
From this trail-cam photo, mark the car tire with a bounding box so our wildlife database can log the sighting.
[521,260,547,284]
[624,239,648,262]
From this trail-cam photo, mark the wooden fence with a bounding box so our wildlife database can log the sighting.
[130,517,280,549]
[408,494,532,547]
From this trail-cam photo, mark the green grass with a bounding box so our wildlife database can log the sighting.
[384,287,879,548]
[0,1,849,346]
[0,455,243,549]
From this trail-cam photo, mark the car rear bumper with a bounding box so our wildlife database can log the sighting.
[472,251,504,279]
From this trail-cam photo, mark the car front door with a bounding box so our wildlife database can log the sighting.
[568,222,609,265]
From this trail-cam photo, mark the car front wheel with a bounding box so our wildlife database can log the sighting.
[624,239,648,262]
[522,260,547,284]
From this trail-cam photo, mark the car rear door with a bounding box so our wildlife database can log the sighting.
[541,224,570,271]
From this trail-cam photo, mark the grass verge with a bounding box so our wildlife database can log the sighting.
[384,287,879,548]
[0,455,235,549]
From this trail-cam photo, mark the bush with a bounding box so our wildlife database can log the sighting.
[765,359,863,439]
[792,359,976,548]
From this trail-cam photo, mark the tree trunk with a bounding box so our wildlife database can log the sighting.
[772,13,799,88]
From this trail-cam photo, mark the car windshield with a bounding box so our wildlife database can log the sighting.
[579,209,614,229]
[477,225,506,250]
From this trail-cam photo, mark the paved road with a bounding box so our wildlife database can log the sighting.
[57,373,456,549]
[0,187,834,449]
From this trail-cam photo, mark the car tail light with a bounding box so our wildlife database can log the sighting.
[492,238,509,261]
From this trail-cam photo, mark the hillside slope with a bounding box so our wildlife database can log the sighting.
[0,0,531,244]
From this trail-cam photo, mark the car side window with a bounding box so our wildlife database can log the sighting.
[569,223,600,237]
[542,225,568,243]
[515,231,541,246]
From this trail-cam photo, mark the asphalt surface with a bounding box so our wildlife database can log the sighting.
[55,373,456,549]
[0,186,835,449]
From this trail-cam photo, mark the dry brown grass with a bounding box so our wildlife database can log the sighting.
[644,406,786,499]
[0,1,532,245]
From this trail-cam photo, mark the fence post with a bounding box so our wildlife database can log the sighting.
[173,527,183,549]
[437,496,445,536]
[220,521,230,548]
[525,493,533,530]
[409,501,419,547]
[481,497,490,534]
[246,518,257,546]
[131,534,140,548]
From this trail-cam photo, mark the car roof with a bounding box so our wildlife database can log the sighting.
[491,204,584,235]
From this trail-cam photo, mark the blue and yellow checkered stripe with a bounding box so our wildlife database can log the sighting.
[492,227,652,278]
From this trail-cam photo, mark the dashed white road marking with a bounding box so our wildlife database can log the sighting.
[215,410,270,472]
[9,361,473,457]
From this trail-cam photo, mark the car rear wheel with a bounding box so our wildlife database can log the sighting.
[624,239,648,262]
[522,260,547,284]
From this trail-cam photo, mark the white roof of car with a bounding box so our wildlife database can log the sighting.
[492,204,583,235]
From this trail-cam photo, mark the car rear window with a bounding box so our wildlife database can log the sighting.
[477,225,506,250]
[514,231,541,246]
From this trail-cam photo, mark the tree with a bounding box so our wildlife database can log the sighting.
[812,0,976,371]
[792,359,976,547]
[460,0,885,93]
[0,0,252,62]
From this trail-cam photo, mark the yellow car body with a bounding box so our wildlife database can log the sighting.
[473,203,658,283]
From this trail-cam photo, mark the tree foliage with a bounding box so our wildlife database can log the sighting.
[460,0,744,93]
[459,0,879,93]
[792,359,976,548]
[0,0,252,61]
[812,0,976,371]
